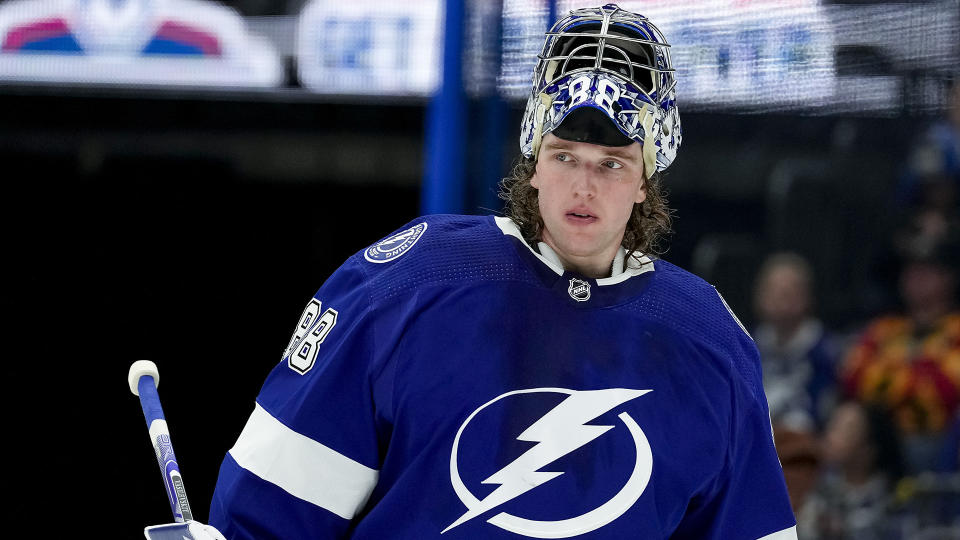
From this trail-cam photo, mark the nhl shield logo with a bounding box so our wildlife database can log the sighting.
[568,278,591,302]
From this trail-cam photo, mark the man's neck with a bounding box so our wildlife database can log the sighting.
[537,241,624,279]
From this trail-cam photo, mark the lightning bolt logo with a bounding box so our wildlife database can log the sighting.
[445,388,653,538]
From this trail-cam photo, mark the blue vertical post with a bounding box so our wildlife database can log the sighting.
[548,0,557,33]
[422,0,467,215]
[474,0,507,214]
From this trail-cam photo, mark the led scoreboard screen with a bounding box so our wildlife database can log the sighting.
[0,0,956,114]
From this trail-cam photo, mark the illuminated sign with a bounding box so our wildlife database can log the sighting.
[0,0,282,87]
[499,0,836,110]
[296,0,442,96]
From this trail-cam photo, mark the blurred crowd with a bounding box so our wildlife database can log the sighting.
[758,80,960,539]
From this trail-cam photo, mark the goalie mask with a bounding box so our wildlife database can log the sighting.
[520,3,681,177]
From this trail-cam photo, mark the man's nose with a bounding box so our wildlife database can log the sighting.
[571,165,598,198]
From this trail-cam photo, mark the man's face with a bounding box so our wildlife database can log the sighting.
[822,402,870,469]
[531,133,646,276]
[899,260,956,312]
[755,264,811,330]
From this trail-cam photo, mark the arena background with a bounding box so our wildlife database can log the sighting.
[4,0,957,535]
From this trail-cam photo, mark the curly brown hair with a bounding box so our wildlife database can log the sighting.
[499,156,674,257]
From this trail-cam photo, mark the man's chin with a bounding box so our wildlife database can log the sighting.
[552,239,605,262]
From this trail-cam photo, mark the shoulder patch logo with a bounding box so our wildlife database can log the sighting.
[364,222,428,264]
[568,278,591,302]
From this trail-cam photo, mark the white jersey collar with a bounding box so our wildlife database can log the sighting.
[494,216,654,285]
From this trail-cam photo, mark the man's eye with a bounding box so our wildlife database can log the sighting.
[603,160,623,169]
[556,153,571,162]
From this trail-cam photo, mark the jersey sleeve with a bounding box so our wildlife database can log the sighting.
[673,298,798,540]
[210,255,393,539]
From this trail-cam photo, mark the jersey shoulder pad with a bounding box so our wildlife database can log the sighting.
[645,259,750,339]
[353,214,539,300]
[641,259,764,399]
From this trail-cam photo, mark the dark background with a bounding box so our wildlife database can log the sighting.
[6,90,428,532]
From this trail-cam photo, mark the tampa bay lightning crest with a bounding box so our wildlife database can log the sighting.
[446,388,654,537]
[364,222,428,263]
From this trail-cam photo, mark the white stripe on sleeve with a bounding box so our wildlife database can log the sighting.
[757,525,798,540]
[228,403,380,520]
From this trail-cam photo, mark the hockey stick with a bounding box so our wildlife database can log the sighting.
[128,360,194,523]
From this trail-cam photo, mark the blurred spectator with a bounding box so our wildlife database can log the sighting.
[841,225,960,473]
[896,77,959,215]
[797,401,905,540]
[754,252,839,432]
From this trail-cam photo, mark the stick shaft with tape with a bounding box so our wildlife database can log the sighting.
[130,360,194,522]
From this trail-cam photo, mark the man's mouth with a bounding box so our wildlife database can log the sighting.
[566,210,597,223]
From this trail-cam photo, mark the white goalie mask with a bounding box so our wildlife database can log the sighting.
[519,3,681,177]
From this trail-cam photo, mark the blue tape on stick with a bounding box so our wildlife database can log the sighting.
[138,375,166,427]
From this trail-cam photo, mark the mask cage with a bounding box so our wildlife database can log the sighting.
[535,7,676,106]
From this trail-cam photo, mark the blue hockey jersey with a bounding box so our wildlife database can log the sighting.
[210,215,797,539]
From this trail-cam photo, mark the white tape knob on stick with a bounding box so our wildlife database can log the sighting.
[129,359,160,396]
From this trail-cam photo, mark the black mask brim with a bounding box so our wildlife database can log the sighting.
[551,106,633,147]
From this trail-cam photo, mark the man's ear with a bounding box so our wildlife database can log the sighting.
[530,167,541,189]
[635,175,647,204]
